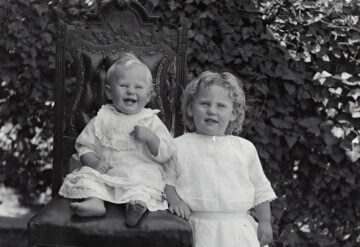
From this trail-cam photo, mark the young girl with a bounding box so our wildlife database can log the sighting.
[59,53,175,227]
[165,71,277,246]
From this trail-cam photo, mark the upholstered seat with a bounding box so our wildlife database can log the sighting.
[28,1,191,246]
[28,196,191,247]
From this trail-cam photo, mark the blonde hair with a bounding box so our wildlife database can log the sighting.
[182,71,247,135]
[106,53,153,88]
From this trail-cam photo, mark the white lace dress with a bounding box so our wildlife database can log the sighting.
[59,104,175,211]
[166,133,277,247]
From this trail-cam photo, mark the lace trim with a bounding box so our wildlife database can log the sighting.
[94,104,159,151]
[60,186,168,211]
[64,167,165,191]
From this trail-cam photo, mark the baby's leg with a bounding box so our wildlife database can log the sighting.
[125,200,147,227]
[70,197,106,217]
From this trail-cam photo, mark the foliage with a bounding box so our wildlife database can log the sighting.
[257,1,360,245]
[0,0,56,205]
[0,0,359,246]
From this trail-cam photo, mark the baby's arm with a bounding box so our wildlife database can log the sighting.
[131,125,160,156]
[133,115,175,162]
[165,185,191,219]
[80,153,111,174]
[254,201,273,246]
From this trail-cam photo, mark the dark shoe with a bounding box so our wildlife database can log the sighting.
[125,202,147,227]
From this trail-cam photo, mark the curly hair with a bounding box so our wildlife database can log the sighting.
[106,52,153,89]
[182,71,247,135]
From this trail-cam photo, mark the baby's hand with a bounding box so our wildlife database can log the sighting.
[131,125,155,143]
[95,160,112,174]
[257,221,273,246]
[168,201,191,220]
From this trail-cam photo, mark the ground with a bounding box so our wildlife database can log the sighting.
[0,216,29,247]
[0,185,35,247]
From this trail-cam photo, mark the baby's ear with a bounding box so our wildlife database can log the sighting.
[104,84,112,100]
[146,90,153,103]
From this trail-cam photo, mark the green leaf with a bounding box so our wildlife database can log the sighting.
[284,82,296,95]
[330,150,344,163]
[184,5,197,13]
[194,34,204,45]
[323,133,338,146]
[149,0,160,6]
[285,135,298,148]
[309,154,320,164]
[168,0,177,11]
[299,117,321,128]
[42,33,52,43]
[345,173,355,185]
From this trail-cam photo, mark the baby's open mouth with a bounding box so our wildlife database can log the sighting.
[124,98,137,103]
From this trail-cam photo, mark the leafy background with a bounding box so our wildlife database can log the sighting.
[0,0,359,246]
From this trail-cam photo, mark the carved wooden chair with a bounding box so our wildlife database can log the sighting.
[28,1,191,246]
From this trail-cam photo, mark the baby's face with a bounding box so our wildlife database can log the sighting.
[188,84,236,136]
[106,65,151,115]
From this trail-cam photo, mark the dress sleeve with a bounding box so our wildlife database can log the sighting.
[248,143,277,206]
[148,115,176,163]
[75,118,98,157]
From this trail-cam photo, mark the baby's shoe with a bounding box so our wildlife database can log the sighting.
[125,201,147,227]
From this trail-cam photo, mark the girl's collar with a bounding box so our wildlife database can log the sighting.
[189,132,228,141]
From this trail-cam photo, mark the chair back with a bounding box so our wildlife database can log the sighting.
[53,0,187,194]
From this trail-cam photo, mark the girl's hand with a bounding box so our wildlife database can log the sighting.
[257,221,273,246]
[95,160,111,174]
[168,201,191,220]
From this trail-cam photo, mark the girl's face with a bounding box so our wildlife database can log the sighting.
[187,84,236,136]
[105,65,151,115]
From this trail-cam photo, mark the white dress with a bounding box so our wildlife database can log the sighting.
[166,133,277,247]
[59,104,175,211]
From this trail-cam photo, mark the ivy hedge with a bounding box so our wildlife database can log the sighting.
[0,0,359,246]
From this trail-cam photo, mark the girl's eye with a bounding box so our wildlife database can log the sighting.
[200,102,209,106]
[218,104,226,108]
[135,86,143,89]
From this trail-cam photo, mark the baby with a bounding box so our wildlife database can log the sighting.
[59,53,175,227]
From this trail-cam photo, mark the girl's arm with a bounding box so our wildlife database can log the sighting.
[254,201,273,246]
[254,200,271,223]
[246,142,276,245]
[165,185,190,219]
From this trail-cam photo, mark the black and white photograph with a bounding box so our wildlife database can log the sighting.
[0,0,359,246]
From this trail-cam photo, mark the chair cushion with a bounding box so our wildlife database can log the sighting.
[28,196,192,247]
